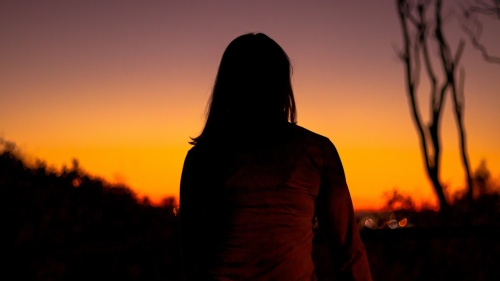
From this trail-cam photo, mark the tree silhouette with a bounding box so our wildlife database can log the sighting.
[396,0,477,212]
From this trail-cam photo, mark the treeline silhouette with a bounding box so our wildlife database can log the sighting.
[355,164,500,281]
[0,140,181,280]
[2,139,500,280]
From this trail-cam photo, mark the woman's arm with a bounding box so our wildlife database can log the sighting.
[315,140,372,281]
[179,149,207,280]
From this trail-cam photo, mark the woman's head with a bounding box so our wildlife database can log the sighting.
[192,33,296,145]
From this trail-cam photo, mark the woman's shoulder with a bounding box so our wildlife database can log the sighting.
[286,123,333,147]
[187,123,336,155]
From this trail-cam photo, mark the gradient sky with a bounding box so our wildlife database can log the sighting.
[1,0,499,210]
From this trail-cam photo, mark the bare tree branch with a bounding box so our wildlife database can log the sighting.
[395,0,488,211]
[435,0,473,207]
[397,0,450,211]
[461,0,500,64]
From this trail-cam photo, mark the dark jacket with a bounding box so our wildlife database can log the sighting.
[180,123,372,281]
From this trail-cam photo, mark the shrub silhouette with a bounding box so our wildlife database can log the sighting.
[0,140,181,280]
[2,139,499,280]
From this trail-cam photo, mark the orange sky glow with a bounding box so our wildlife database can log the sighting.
[1,1,499,210]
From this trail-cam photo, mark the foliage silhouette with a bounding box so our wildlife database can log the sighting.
[0,139,181,280]
[2,138,500,280]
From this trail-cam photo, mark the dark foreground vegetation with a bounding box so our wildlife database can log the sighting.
[0,141,181,280]
[1,140,499,280]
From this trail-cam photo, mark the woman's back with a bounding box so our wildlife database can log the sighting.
[180,123,370,280]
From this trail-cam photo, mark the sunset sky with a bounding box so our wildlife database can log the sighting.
[1,0,499,210]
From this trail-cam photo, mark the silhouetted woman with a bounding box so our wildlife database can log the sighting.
[180,33,372,281]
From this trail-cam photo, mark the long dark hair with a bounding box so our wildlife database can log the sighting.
[190,33,296,145]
